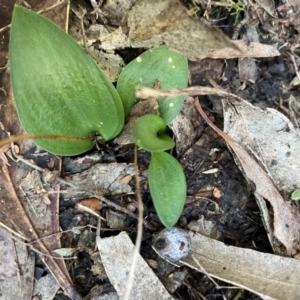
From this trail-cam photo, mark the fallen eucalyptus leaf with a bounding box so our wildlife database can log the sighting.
[97,232,173,300]
[154,230,300,300]
[148,152,186,228]
[207,40,280,59]
[195,99,300,256]
[126,0,238,61]
[10,5,124,155]
[100,0,238,61]
[221,97,300,254]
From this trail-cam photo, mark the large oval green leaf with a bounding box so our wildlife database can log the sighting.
[9,5,124,156]
[132,114,175,152]
[148,152,186,228]
[117,46,188,124]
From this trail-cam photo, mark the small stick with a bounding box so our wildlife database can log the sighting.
[135,85,243,101]
[65,0,70,33]
[124,145,144,300]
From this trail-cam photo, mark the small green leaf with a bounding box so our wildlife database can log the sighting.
[117,46,188,124]
[148,152,186,228]
[292,189,300,201]
[9,6,124,155]
[132,114,175,152]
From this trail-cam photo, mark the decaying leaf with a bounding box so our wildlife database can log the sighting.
[0,244,35,300]
[180,232,300,300]
[222,98,300,254]
[101,0,238,61]
[207,40,280,59]
[63,163,135,197]
[169,96,203,157]
[195,98,300,256]
[0,227,28,280]
[97,232,173,300]
[222,98,300,195]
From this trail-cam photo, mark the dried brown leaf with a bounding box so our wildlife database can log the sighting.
[207,40,280,59]
[126,0,238,61]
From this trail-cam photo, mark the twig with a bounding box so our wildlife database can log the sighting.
[37,0,67,15]
[90,0,108,23]
[0,133,91,149]
[124,145,144,300]
[65,0,70,33]
[288,52,300,83]
[135,85,243,101]
[0,224,78,259]
[0,24,10,34]
[0,221,26,240]
[56,177,154,229]
[76,202,106,220]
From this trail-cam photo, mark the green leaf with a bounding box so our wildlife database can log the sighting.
[9,5,124,156]
[148,152,186,228]
[292,189,300,201]
[132,114,175,152]
[117,46,188,124]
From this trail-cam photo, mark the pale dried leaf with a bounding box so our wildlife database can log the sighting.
[223,99,300,194]
[0,227,28,280]
[181,232,300,300]
[127,0,237,61]
[238,58,258,83]
[101,0,237,61]
[65,163,135,197]
[33,274,60,300]
[222,98,300,254]
[97,232,173,300]
[195,98,300,255]
[256,0,277,18]
[0,248,35,300]
[207,40,279,59]
[169,97,202,157]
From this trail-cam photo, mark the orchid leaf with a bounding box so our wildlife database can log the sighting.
[148,152,186,228]
[117,46,188,124]
[132,114,174,152]
[9,5,124,155]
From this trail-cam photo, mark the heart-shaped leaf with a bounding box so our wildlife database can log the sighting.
[9,5,124,155]
[132,114,175,152]
[117,46,188,124]
[148,152,186,228]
